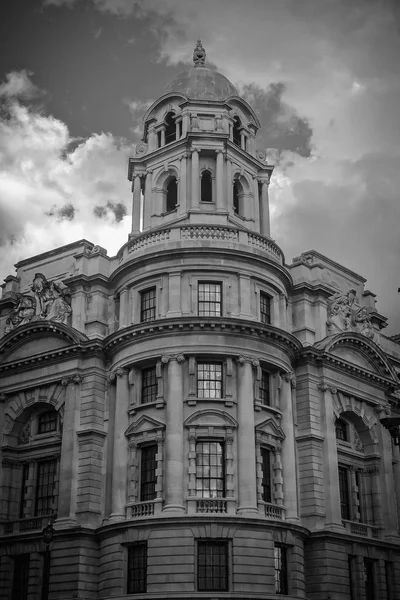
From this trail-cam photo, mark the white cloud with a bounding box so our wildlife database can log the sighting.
[0,71,132,284]
[0,70,42,100]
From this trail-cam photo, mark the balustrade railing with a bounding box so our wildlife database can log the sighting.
[0,514,53,535]
[196,499,227,514]
[342,520,381,539]
[262,503,285,520]
[126,501,160,519]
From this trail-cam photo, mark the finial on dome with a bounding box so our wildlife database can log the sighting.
[193,40,206,67]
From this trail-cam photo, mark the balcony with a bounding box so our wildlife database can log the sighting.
[126,499,163,519]
[342,520,381,539]
[0,514,54,535]
[196,499,227,514]
[261,502,285,520]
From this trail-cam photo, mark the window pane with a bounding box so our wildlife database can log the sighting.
[127,544,147,594]
[274,545,288,594]
[338,466,350,520]
[12,554,30,600]
[140,445,157,501]
[260,370,270,406]
[261,448,272,503]
[20,463,29,518]
[140,287,156,323]
[141,366,157,404]
[364,558,375,600]
[201,171,212,202]
[260,292,271,324]
[35,459,58,516]
[197,541,228,591]
[197,363,223,398]
[196,442,225,498]
[198,282,222,317]
[335,419,348,441]
[38,411,58,434]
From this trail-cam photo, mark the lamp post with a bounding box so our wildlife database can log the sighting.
[41,516,55,600]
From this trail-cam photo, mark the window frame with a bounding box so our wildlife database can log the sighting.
[139,444,157,502]
[363,558,376,600]
[197,361,223,399]
[274,544,288,595]
[127,543,148,594]
[259,369,271,406]
[198,281,222,317]
[197,540,229,592]
[35,458,59,517]
[195,440,226,499]
[140,286,157,323]
[37,410,58,435]
[141,365,158,405]
[260,446,272,503]
[200,169,213,203]
[338,465,351,521]
[165,177,178,213]
[260,290,272,325]
[12,554,30,600]
[335,418,349,442]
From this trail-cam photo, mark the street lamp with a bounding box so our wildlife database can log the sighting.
[41,516,56,600]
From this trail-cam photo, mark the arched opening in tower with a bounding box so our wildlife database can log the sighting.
[201,170,213,203]
[165,112,176,145]
[166,177,178,212]
[233,116,241,147]
[233,181,240,214]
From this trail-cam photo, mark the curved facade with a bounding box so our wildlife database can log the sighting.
[1,42,400,600]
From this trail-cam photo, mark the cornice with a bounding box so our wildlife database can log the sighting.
[298,346,398,389]
[103,317,302,360]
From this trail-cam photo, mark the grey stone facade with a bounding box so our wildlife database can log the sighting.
[0,42,399,599]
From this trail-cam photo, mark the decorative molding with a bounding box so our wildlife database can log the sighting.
[108,367,129,382]
[282,371,296,388]
[236,355,260,366]
[61,374,84,386]
[161,353,185,364]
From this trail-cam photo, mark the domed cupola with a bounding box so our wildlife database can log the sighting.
[165,40,239,101]
[128,41,274,241]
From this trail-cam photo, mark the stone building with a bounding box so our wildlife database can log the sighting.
[0,41,400,600]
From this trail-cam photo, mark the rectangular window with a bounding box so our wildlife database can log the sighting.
[19,462,29,518]
[197,362,223,399]
[261,447,272,503]
[38,411,58,434]
[385,561,394,600]
[196,441,225,498]
[35,459,58,516]
[197,541,228,591]
[127,543,147,594]
[141,366,157,404]
[274,544,288,594]
[12,554,30,600]
[364,558,376,600]
[140,445,157,502]
[198,282,222,317]
[338,466,350,520]
[260,370,270,406]
[355,470,364,522]
[140,287,156,323]
[348,555,356,600]
[260,291,271,324]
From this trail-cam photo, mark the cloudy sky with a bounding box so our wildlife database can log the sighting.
[1,0,400,333]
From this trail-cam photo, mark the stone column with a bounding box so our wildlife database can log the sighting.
[240,132,246,150]
[226,157,232,212]
[160,127,166,147]
[57,375,83,527]
[280,372,299,521]
[179,153,187,215]
[253,177,260,232]
[191,149,200,209]
[148,125,156,152]
[378,420,398,537]
[109,368,129,520]
[236,356,258,514]
[128,442,138,504]
[131,174,141,235]
[119,287,130,328]
[163,354,186,513]
[216,149,225,211]
[175,121,180,140]
[143,171,152,230]
[260,177,270,237]
[167,272,182,318]
[319,383,343,529]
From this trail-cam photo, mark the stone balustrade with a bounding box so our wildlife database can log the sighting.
[342,519,381,539]
[262,502,285,520]
[0,515,51,535]
[196,499,228,514]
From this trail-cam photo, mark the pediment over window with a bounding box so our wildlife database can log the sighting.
[125,415,165,438]
[184,409,238,429]
[314,332,398,383]
[256,418,285,440]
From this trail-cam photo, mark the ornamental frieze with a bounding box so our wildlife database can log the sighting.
[4,273,72,335]
[326,288,375,340]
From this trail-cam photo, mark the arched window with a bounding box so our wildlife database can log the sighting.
[201,170,212,203]
[335,418,348,442]
[233,181,240,214]
[165,112,176,145]
[233,116,241,146]
[166,177,178,212]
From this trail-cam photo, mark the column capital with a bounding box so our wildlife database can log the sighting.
[282,370,296,388]
[260,175,271,186]
[155,432,165,445]
[190,147,199,155]
[61,373,84,386]
[180,153,188,160]
[162,353,185,364]
[236,355,259,367]
[0,392,7,403]
[108,367,129,382]
[317,381,337,394]
[215,148,225,155]
[188,432,197,444]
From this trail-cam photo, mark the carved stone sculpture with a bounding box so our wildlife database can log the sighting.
[326,288,375,340]
[4,273,72,334]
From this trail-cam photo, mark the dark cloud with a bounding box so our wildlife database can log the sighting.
[58,203,75,220]
[242,82,313,158]
[93,202,127,222]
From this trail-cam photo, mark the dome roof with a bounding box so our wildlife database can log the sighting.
[165,40,238,101]
[165,66,238,101]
